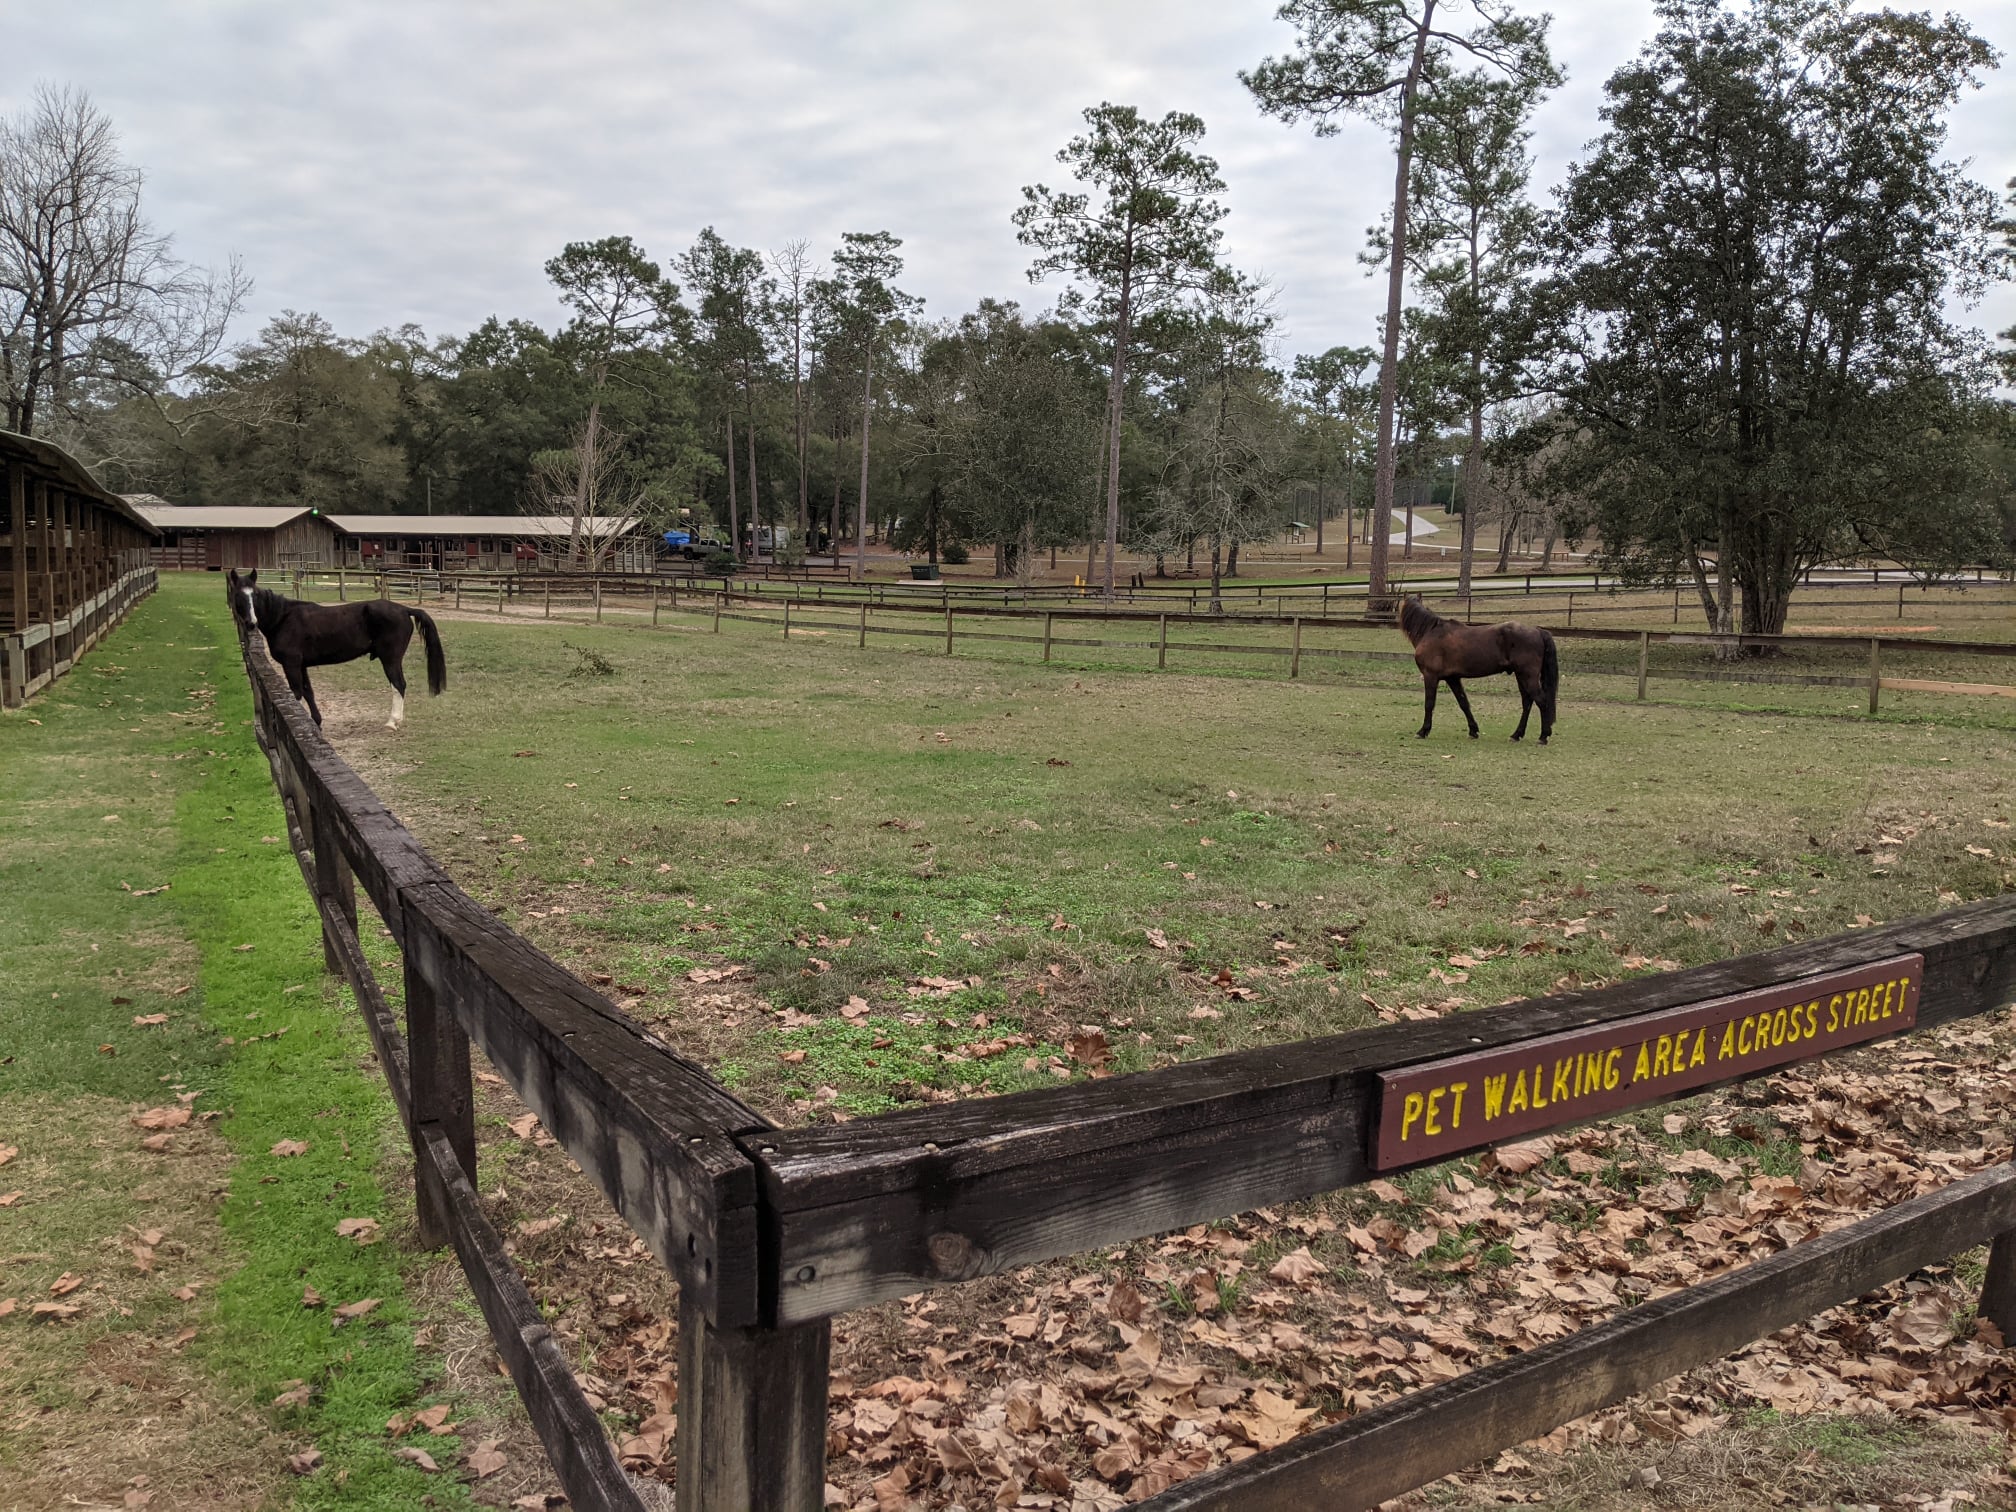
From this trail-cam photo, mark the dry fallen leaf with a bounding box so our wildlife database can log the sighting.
[49,1272,83,1296]
[301,1284,324,1309]
[0,1144,15,1167]
[131,1013,170,1027]
[466,1441,508,1478]
[130,1107,191,1131]
[392,1446,440,1472]
[333,1297,382,1323]
[286,1448,323,1475]
[272,1380,312,1408]
[1268,1246,1326,1288]
[270,1139,310,1158]
[335,1217,382,1245]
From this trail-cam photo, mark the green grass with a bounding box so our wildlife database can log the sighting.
[280,584,2016,1126]
[0,579,462,1508]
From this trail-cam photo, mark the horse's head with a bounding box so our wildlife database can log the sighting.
[227,568,260,630]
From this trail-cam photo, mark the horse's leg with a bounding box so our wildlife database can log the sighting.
[286,661,324,727]
[1446,677,1480,739]
[382,650,409,730]
[1511,674,1536,741]
[1418,673,1438,739]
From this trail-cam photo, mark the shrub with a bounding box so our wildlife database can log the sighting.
[941,542,971,565]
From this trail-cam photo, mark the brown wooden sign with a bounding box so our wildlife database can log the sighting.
[1373,954,1923,1170]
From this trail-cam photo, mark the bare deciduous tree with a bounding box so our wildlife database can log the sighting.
[0,83,247,440]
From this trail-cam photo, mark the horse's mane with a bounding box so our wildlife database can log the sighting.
[1397,595,1445,644]
[247,584,292,629]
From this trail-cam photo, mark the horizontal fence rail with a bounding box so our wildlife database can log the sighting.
[235,597,2016,1510]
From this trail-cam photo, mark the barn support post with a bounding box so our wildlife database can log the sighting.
[1637,631,1650,701]
[675,1298,832,1512]
[403,945,475,1252]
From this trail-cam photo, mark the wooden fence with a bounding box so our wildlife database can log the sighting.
[1,564,156,709]
[233,607,2016,1509]
[498,580,2016,711]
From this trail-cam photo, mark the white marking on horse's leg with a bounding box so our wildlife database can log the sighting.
[387,690,405,730]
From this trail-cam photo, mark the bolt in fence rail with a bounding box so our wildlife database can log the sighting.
[236,611,2016,1511]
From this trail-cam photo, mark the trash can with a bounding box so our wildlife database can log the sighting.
[910,563,941,581]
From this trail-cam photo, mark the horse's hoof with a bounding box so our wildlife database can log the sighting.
[1468,729,1479,740]
[1416,731,1430,740]
[1510,734,1523,742]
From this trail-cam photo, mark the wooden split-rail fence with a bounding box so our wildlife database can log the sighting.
[237,617,2016,1510]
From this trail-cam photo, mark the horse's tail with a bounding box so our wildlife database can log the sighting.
[410,607,448,695]
[1540,629,1559,716]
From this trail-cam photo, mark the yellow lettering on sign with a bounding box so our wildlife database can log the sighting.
[1718,1021,1736,1060]
[1483,1074,1506,1120]
[1424,1088,1446,1137]
[1508,1070,1529,1114]
[1652,1036,1671,1078]
[1688,1031,1707,1070]
[1737,1017,1753,1057]
[1879,979,1897,1019]
[1448,1082,1468,1130]
[1803,1003,1818,1038]
[1770,1007,1788,1047]
[1531,1063,1549,1110]
[1853,987,1871,1025]
[1401,1091,1425,1143]
[1825,994,1842,1033]
[1551,1058,1573,1104]
[1632,1040,1651,1084]
[1604,1046,1623,1090]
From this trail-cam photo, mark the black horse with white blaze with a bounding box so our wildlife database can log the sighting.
[228,569,446,729]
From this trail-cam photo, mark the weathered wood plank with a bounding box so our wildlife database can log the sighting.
[404,944,474,1250]
[676,1292,831,1512]
[1136,1160,2016,1512]
[420,1125,647,1512]
[754,896,2016,1321]
[402,881,771,1325]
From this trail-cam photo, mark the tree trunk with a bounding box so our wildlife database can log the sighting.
[746,400,761,562]
[1495,506,1519,573]
[1315,461,1326,556]
[1368,0,1437,604]
[1209,533,1224,614]
[571,394,603,570]
[927,483,940,565]
[1458,397,1482,595]
[855,352,873,581]
[794,322,808,539]
[1227,539,1240,577]
[726,413,740,564]
[1102,279,1134,599]
[1344,445,1356,570]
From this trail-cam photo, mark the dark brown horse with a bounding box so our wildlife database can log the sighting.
[228,568,445,729]
[1398,594,1557,743]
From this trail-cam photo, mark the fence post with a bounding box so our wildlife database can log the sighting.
[454,577,462,611]
[1868,639,1881,716]
[404,954,474,1252]
[543,581,551,620]
[1043,611,1054,663]
[594,580,603,623]
[676,1297,832,1512]
[1291,617,1302,679]
[1566,593,1574,627]
[858,603,867,648]
[944,604,954,655]
[1157,614,1168,670]
[309,799,356,977]
[714,595,723,634]
[1636,631,1650,701]
[653,586,662,627]
[1674,587,1681,624]
[784,600,792,641]
[1983,1227,2016,1340]
[1898,583,1906,619]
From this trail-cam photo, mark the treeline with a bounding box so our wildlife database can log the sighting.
[6,0,2015,628]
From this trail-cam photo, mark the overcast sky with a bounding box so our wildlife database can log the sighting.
[12,0,2016,361]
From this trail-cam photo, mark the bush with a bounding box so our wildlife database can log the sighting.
[941,542,970,566]
[703,549,739,575]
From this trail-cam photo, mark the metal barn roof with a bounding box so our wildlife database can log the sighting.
[130,504,324,530]
[325,514,641,538]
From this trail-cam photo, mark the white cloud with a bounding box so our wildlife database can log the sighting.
[10,0,2015,356]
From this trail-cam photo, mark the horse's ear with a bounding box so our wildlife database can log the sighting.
[244,569,258,585]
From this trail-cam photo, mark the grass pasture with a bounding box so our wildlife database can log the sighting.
[268,573,2016,1510]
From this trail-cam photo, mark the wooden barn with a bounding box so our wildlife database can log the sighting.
[130,501,344,570]
[1,430,159,709]
[326,514,649,572]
